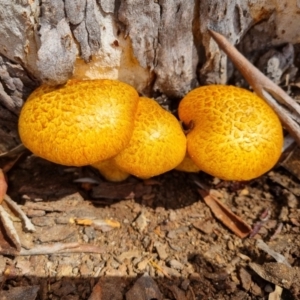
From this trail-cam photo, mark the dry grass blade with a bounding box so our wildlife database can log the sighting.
[0,205,21,251]
[198,189,251,238]
[4,194,36,232]
[256,239,290,266]
[0,144,27,158]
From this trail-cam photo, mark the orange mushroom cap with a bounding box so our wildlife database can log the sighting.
[18,79,139,166]
[114,97,187,178]
[178,85,283,181]
[92,159,130,182]
[175,153,200,173]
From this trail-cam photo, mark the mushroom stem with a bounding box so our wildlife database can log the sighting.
[208,29,300,146]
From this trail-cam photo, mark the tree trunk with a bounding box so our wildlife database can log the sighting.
[0,0,300,152]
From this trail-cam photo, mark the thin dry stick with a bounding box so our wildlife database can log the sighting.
[0,144,27,158]
[208,29,300,146]
[0,205,21,250]
[256,239,291,267]
[19,242,104,256]
[4,194,36,232]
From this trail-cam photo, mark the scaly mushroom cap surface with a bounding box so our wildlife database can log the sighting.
[18,79,139,166]
[92,159,130,182]
[175,154,200,173]
[178,85,283,181]
[114,97,186,178]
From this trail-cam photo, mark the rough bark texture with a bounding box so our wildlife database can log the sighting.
[1,0,300,151]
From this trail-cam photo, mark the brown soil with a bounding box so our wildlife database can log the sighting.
[0,153,300,300]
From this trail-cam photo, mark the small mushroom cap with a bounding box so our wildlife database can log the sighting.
[114,97,187,178]
[175,154,200,173]
[18,79,139,166]
[178,85,283,181]
[92,159,130,182]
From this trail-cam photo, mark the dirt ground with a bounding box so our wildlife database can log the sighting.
[0,151,300,300]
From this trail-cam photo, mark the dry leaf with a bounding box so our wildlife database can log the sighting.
[198,189,251,238]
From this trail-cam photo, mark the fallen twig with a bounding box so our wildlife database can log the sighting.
[19,242,104,256]
[0,144,27,158]
[256,239,291,266]
[0,205,21,251]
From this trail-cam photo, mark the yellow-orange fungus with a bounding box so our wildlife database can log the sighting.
[114,97,186,178]
[178,85,283,180]
[18,79,139,166]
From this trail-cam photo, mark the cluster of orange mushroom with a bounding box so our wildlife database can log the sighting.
[18,79,283,182]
